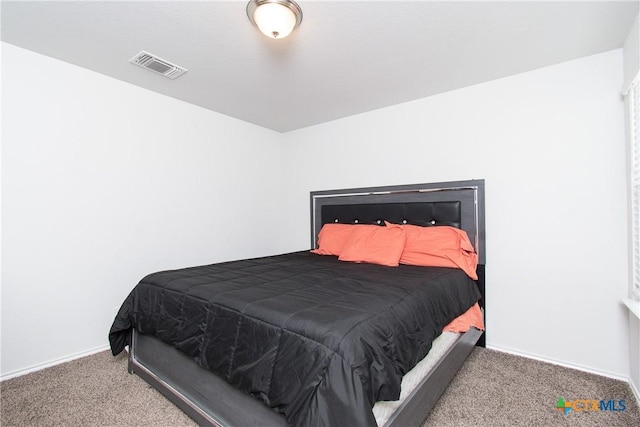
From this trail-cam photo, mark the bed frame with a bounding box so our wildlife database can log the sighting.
[128,179,486,426]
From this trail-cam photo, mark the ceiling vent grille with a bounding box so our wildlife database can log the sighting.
[129,51,187,79]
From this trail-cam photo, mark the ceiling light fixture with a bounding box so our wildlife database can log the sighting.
[247,0,303,39]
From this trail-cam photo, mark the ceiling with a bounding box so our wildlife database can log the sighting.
[2,1,638,132]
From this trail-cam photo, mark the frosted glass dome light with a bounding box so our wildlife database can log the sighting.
[247,0,303,39]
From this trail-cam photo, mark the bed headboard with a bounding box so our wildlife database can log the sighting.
[310,179,486,347]
[310,180,485,265]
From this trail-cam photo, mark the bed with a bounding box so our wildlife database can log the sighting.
[109,179,486,427]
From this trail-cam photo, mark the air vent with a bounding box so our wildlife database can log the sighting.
[129,51,187,79]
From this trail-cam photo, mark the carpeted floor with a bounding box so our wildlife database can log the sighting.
[1,347,638,426]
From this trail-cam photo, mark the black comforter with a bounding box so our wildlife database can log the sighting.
[109,251,480,426]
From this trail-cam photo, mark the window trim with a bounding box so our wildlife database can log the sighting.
[625,71,640,300]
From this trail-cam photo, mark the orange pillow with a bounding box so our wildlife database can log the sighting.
[311,224,378,256]
[396,224,478,280]
[443,303,484,333]
[338,223,406,267]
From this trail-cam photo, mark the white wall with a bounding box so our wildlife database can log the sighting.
[1,43,632,382]
[281,49,630,379]
[1,43,284,378]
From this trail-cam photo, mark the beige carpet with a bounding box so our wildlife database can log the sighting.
[1,347,638,426]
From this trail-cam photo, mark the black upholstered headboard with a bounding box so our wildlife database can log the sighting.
[310,180,485,265]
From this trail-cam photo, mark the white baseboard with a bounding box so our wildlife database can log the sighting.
[0,344,110,382]
[486,344,628,382]
[630,379,640,406]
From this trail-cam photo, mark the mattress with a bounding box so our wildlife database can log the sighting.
[110,251,480,427]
